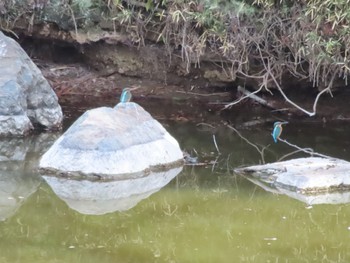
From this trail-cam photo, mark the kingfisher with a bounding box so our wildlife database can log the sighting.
[272,121,288,143]
[120,88,132,103]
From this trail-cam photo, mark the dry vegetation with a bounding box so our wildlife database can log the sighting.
[1,0,350,115]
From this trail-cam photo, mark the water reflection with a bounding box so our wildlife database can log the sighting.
[42,166,183,215]
[1,97,350,262]
[245,176,350,205]
[0,133,58,221]
[0,173,38,221]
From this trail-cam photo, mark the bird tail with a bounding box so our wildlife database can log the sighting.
[272,133,277,143]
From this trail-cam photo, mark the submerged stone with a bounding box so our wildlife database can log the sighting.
[234,157,350,196]
[39,102,184,177]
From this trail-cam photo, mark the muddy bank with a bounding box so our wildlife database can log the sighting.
[36,58,350,128]
[8,33,350,123]
[2,0,350,124]
[38,60,236,125]
[15,26,235,89]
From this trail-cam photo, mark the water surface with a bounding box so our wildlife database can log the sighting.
[1,96,350,262]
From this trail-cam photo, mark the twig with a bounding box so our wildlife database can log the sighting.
[0,27,19,39]
[238,118,274,128]
[50,66,75,71]
[277,148,315,162]
[211,155,220,172]
[226,124,266,164]
[266,60,335,117]
[224,85,264,109]
[278,138,334,159]
[176,90,230,97]
[196,123,215,129]
[238,86,268,105]
[224,85,280,110]
[312,81,334,113]
[212,134,220,155]
[67,4,78,39]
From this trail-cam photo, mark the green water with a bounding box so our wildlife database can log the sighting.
[1,170,350,262]
[1,97,350,262]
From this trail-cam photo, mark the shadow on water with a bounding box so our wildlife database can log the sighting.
[1,95,350,262]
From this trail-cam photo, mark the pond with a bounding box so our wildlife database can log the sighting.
[1,95,350,262]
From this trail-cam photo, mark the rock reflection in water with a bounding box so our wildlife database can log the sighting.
[246,176,350,205]
[42,166,183,215]
[0,133,59,221]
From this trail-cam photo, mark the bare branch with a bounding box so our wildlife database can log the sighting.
[212,134,221,155]
[279,138,333,159]
[226,124,267,164]
[266,60,334,117]
[224,85,264,109]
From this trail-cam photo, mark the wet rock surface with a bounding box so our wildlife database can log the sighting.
[0,31,62,136]
[235,157,350,195]
[39,103,184,178]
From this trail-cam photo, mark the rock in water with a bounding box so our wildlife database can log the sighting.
[0,31,62,136]
[235,157,350,194]
[39,103,184,178]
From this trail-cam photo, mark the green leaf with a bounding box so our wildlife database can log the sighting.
[146,0,153,11]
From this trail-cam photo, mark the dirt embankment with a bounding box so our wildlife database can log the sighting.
[2,3,350,122]
[18,31,350,124]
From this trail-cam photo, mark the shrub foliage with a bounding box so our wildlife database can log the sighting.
[1,0,350,90]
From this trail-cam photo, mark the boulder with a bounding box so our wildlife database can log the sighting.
[235,157,350,195]
[0,31,62,136]
[39,102,184,178]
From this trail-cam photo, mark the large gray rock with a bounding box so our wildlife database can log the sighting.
[0,31,62,136]
[39,102,184,178]
[235,157,350,198]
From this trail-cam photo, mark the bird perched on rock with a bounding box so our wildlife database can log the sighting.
[120,88,132,103]
[272,121,288,143]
